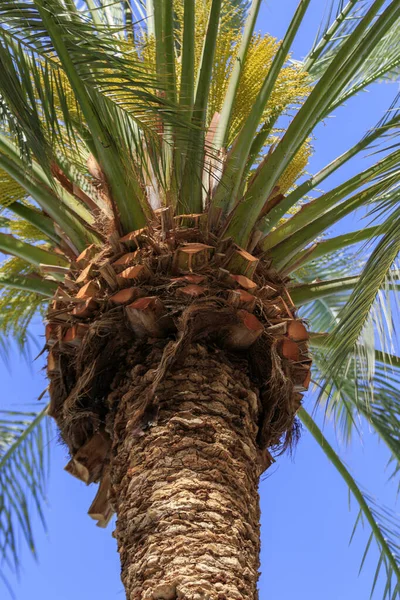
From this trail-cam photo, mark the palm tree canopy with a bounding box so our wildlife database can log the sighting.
[0,0,400,597]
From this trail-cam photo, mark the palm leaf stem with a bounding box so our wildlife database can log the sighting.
[291,276,359,304]
[179,0,222,214]
[226,0,397,246]
[290,276,400,305]
[0,274,56,296]
[85,0,103,26]
[258,113,400,235]
[193,0,222,114]
[175,0,195,180]
[326,34,400,115]
[153,0,165,81]
[212,0,311,217]
[0,152,95,252]
[34,0,149,233]
[179,0,195,113]
[266,176,395,268]
[53,151,112,218]
[0,134,96,227]
[302,0,359,73]
[328,61,400,115]
[246,109,280,171]
[6,203,61,246]
[123,1,134,42]
[0,135,52,194]
[298,407,400,587]
[289,225,385,271]
[213,0,262,150]
[260,145,400,251]
[157,0,176,191]
[0,233,68,268]
[163,0,176,104]
[145,0,155,36]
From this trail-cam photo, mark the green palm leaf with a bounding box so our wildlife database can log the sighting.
[0,407,50,576]
[300,408,400,600]
[296,251,400,477]
[304,2,400,112]
[325,208,400,376]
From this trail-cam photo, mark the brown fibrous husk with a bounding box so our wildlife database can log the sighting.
[46,220,311,479]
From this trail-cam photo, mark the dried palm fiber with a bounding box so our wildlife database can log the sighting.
[46,213,312,500]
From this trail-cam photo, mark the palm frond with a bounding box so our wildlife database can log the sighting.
[0,0,195,232]
[325,206,400,376]
[289,225,385,271]
[225,0,400,246]
[0,407,50,576]
[213,0,262,150]
[0,142,98,252]
[299,407,400,600]
[303,1,372,76]
[0,259,49,345]
[5,204,60,246]
[259,91,400,233]
[267,181,400,270]
[211,0,311,220]
[329,18,400,112]
[179,0,223,214]
[310,335,400,473]
[303,1,400,113]
[0,257,51,353]
[297,250,400,477]
[261,143,400,251]
[289,275,400,305]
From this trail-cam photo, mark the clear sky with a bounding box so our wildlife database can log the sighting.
[1,1,400,599]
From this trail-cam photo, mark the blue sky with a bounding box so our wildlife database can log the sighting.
[1,1,400,599]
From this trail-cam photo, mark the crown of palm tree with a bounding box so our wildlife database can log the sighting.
[0,0,400,597]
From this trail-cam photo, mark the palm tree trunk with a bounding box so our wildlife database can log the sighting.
[110,343,266,599]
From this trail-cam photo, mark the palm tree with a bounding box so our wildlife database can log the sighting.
[0,0,400,597]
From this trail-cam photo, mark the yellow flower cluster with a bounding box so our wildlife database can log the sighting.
[275,139,312,197]
[144,4,310,147]
[136,5,311,130]
[227,34,310,145]
[137,3,313,203]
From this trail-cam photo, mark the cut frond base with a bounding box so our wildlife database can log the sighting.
[45,214,312,525]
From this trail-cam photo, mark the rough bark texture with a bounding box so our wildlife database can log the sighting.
[110,343,264,600]
[46,207,311,599]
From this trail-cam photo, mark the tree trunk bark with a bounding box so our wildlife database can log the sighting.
[110,343,266,600]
